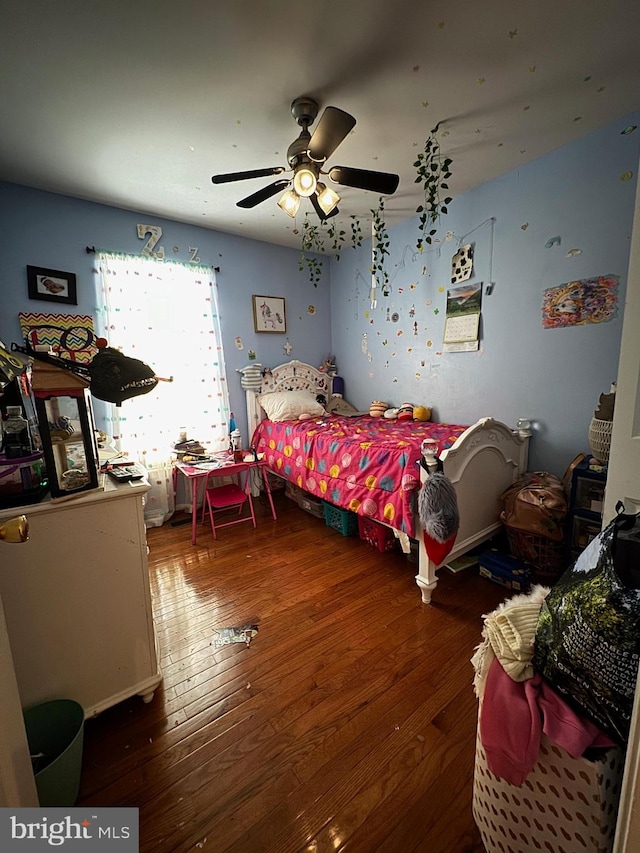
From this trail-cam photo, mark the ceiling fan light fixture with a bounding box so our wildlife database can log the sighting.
[277,189,300,217]
[293,166,317,198]
[316,182,340,215]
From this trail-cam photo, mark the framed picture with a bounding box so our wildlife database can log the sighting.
[252,295,286,333]
[27,265,78,305]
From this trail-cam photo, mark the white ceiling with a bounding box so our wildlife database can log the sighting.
[2,0,640,253]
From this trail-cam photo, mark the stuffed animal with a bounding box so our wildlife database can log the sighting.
[418,472,460,565]
[383,407,399,419]
[369,401,388,417]
[413,405,432,422]
[397,402,414,422]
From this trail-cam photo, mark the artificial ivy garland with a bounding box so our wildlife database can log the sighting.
[415,123,453,251]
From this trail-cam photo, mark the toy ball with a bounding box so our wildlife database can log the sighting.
[397,402,414,422]
[413,405,431,422]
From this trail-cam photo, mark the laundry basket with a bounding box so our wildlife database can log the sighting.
[503,525,567,582]
[500,472,568,582]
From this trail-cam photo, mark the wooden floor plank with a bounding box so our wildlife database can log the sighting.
[77,494,507,851]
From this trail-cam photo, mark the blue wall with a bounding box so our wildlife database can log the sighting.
[329,112,640,476]
[2,111,639,475]
[0,183,331,442]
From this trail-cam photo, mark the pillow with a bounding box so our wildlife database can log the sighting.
[258,390,325,422]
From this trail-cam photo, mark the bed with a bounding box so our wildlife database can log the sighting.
[246,360,529,603]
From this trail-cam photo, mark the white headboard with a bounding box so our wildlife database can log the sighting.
[245,360,333,442]
[261,359,332,398]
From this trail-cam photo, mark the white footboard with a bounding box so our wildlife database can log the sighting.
[415,417,529,604]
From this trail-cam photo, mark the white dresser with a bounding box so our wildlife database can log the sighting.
[0,476,162,717]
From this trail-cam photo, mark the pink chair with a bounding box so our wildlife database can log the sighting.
[204,464,256,538]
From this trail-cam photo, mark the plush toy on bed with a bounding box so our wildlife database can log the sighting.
[373,401,431,421]
[397,402,414,422]
[413,405,432,422]
[369,401,388,417]
[418,472,460,565]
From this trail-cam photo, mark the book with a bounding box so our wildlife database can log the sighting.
[445,555,479,573]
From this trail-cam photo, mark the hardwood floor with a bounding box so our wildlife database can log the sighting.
[77,491,508,852]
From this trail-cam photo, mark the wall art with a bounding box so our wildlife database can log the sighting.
[542,274,619,329]
[27,266,77,305]
[252,295,286,333]
[450,244,473,284]
[19,312,97,363]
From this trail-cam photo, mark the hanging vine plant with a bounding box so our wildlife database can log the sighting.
[298,209,374,285]
[350,215,363,249]
[415,122,453,251]
[299,215,324,286]
[326,220,346,260]
[372,198,391,296]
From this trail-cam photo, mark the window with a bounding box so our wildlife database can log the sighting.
[94,252,230,524]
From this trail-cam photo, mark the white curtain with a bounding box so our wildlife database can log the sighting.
[93,252,230,526]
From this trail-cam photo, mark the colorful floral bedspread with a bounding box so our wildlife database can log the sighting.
[252,415,468,538]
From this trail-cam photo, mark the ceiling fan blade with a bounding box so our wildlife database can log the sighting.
[212,167,285,184]
[328,166,399,196]
[310,193,340,221]
[307,107,356,162]
[236,179,290,208]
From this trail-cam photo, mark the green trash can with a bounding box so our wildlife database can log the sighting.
[23,699,85,807]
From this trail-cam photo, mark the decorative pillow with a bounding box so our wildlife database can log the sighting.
[258,390,325,422]
[326,396,361,416]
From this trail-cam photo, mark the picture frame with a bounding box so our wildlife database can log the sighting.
[27,265,78,305]
[252,294,286,334]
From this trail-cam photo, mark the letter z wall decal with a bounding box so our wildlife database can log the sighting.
[137,224,165,259]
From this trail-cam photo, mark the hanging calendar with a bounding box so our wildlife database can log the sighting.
[443,282,482,352]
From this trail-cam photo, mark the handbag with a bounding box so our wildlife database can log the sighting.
[500,471,567,541]
[533,506,640,744]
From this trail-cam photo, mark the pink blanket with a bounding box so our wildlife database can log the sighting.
[251,415,467,537]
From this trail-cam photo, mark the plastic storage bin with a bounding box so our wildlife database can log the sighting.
[358,515,397,552]
[23,699,85,807]
[285,480,305,503]
[478,549,532,591]
[0,451,48,509]
[299,494,324,518]
[323,501,359,536]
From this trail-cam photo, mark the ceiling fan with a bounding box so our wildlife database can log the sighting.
[211,96,400,221]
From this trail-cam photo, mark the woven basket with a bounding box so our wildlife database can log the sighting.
[504,525,567,582]
[588,417,613,464]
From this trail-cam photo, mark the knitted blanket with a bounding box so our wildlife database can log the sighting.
[471,584,550,699]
